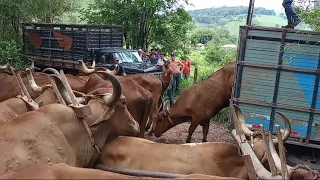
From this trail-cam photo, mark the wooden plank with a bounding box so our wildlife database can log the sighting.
[248,29,282,39]
[238,103,272,115]
[286,32,320,42]
[283,43,320,57]
[246,39,281,51]
[243,155,259,180]
[245,49,280,58]
[276,125,289,179]
[274,108,310,122]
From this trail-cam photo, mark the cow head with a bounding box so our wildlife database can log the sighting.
[50,69,140,140]
[153,101,173,137]
[78,59,119,75]
[233,104,291,160]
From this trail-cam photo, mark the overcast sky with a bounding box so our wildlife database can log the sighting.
[185,0,286,11]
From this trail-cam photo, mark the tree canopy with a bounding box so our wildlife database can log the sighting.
[81,0,193,52]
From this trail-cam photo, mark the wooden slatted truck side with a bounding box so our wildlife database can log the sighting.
[230,25,320,169]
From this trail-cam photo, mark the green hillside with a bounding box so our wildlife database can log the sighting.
[188,7,312,37]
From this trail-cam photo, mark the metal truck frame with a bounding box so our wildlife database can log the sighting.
[21,23,162,76]
[230,0,320,169]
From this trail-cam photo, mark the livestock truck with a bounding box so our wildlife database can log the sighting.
[21,23,162,76]
[230,0,320,170]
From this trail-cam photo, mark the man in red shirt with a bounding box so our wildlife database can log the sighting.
[169,52,184,93]
[182,55,191,80]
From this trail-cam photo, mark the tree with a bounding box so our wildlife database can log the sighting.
[81,0,193,51]
[0,0,78,44]
[190,28,237,46]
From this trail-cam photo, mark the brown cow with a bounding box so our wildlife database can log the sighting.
[0,69,51,123]
[79,60,164,132]
[124,73,165,133]
[1,66,152,138]
[78,60,155,137]
[94,105,291,180]
[153,61,235,143]
[0,70,139,175]
[0,163,243,179]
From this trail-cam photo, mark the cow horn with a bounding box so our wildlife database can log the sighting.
[27,58,35,71]
[97,71,121,105]
[112,64,120,75]
[43,68,60,76]
[91,59,96,68]
[233,104,253,136]
[26,68,47,93]
[48,74,73,105]
[0,61,9,69]
[268,131,293,173]
[78,59,95,74]
[167,116,173,124]
[272,112,292,143]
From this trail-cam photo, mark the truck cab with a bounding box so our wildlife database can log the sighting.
[94,48,162,76]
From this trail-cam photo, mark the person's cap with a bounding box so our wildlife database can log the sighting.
[138,49,143,52]
[114,58,119,61]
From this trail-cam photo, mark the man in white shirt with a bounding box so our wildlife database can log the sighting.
[156,52,167,68]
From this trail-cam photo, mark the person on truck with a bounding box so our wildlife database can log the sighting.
[162,60,174,107]
[282,0,301,29]
[110,58,126,76]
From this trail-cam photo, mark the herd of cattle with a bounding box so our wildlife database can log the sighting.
[0,59,317,179]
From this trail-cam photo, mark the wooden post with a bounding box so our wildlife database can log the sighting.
[260,125,278,175]
[275,125,289,180]
[193,63,198,84]
[16,74,32,102]
[48,77,66,105]
[60,70,79,106]
[243,155,258,180]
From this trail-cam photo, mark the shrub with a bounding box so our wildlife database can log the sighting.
[0,40,30,68]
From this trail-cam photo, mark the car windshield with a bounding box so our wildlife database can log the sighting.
[113,51,143,63]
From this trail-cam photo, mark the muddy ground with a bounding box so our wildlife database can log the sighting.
[145,121,235,144]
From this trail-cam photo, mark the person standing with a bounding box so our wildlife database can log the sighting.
[161,60,174,107]
[169,52,184,93]
[149,52,158,65]
[156,52,167,68]
[182,55,191,80]
[282,0,301,29]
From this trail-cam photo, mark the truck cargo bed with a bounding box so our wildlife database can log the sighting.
[231,25,320,148]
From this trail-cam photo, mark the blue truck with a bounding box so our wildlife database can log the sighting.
[230,0,320,169]
[231,25,320,169]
